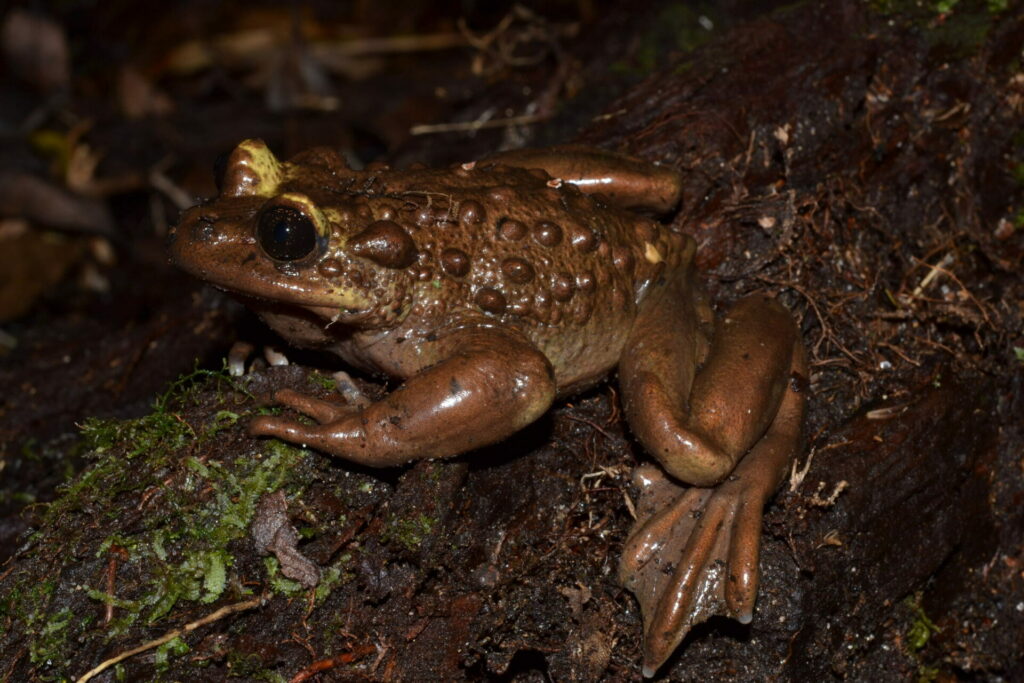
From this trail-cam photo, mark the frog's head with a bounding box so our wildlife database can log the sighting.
[170,139,418,336]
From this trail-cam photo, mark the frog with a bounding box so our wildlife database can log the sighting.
[169,139,807,677]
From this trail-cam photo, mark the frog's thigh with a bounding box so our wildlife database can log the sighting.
[251,328,556,466]
[621,294,797,486]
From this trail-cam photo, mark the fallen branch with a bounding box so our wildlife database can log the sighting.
[76,595,265,683]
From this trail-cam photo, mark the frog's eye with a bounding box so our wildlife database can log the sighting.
[257,206,318,261]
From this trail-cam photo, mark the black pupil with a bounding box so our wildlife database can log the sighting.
[257,206,317,261]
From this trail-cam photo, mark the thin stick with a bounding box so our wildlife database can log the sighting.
[410,113,548,135]
[911,252,954,298]
[77,595,265,682]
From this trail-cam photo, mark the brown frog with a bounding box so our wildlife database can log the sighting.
[169,140,807,677]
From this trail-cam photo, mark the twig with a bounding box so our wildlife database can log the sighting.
[103,557,117,625]
[149,167,193,211]
[313,33,465,57]
[788,445,816,492]
[808,480,849,507]
[789,440,852,492]
[878,341,921,367]
[563,414,617,442]
[410,113,549,135]
[76,595,265,682]
[288,645,377,682]
[909,254,992,328]
[911,252,955,298]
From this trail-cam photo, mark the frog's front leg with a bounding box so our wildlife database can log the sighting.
[619,288,807,676]
[250,327,557,466]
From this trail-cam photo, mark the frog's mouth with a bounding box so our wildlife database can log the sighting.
[236,295,357,349]
[196,267,379,325]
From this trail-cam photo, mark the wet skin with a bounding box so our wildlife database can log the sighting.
[170,140,807,676]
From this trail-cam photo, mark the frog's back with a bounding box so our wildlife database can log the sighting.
[359,162,691,392]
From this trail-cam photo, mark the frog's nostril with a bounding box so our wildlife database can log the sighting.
[257,206,317,261]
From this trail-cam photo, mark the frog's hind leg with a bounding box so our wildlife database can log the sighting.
[618,295,807,676]
[620,294,799,487]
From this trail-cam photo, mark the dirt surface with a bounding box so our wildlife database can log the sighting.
[1,1,1022,681]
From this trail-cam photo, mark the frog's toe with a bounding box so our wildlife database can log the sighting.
[272,388,354,423]
[227,341,256,376]
[723,490,765,623]
[620,467,762,677]
[332,371,371,408]
[250,415,352,459]
[249,414,307,441]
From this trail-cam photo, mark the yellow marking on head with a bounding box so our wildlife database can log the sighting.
[276,192,329,238]
[223,139,283,198]
[644,242,664,264]
[321,208,345,224]
[327,287,374,310]
[320,207,348,244]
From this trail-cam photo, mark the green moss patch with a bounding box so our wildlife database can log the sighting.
[0,367,364,679]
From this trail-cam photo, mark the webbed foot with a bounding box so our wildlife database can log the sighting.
[620,464,767,677]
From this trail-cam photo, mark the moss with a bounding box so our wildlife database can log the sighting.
[896,592,944,681]
[307,371,337,391]
[903,593,940,651]
[154,636,190,671]
[917,663,941,682]
[28,606,73,668]
[2,363,375,677]
[225,650,272,679]
[13,578,58,665]
[382,513,438,552]
[927,8,996,57]
[314,565,348,602]
[611,2,720,76]
[48,366,253,528]
[262,557,306,597]
[260,534,353,603]
[110,439,313,630]
[4,366,315,676]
